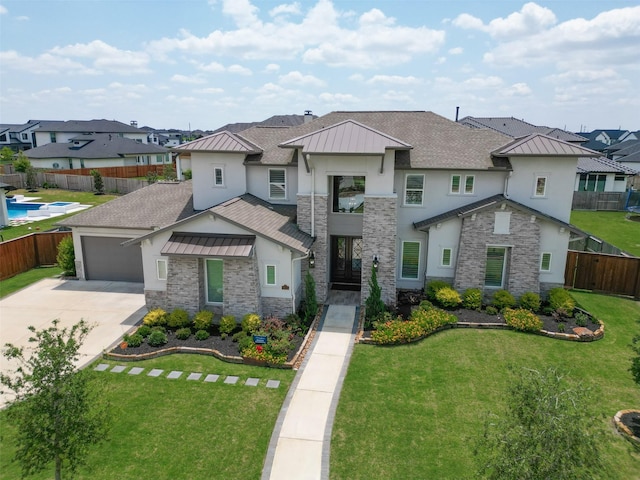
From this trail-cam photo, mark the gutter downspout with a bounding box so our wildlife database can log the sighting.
[291,251,310,314]
[310,158,315,239]
[503,170,513,198]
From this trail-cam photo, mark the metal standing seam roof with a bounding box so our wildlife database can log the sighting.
[173,131,262,153]
[493,133,601,157]
[577,156,638,174]
[413,193,584,235]
[278,119,412,154]
[161,233,255,257]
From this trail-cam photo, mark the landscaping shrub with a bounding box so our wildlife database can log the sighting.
[167,308,191,329]
[241,343,287,365]
[462,288,482,311]
[126,333,143,347]
[193,310,213,331]
[485,306,499,315]
[143,309,168,327]
[147,330,168,346]
[558,323,565,333]
[504,308,543,332]
[151,325,166,333]
[232,330,247,343]
[519,292,541,312]
[548,288,575,316]
[435,287,462,309]
[136,325,152,338]
[176,328,191,340]
[574,311,589,327]
[303,271,318,325]
[371,307,457,344]
[418,300,435,311]
[241,313,261,334]
[284,312,308,335]
[491,290,516,311]
[56,236,76,276]
[237,333,254,352]
[219,315,237,335]
[365,266,385,326]
[425,280,450,301]
[195,330,210,341]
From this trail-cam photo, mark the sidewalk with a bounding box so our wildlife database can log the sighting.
[262,304,359,480]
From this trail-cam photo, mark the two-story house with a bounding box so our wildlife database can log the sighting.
[58,111,598,319]
[32,119,149,148]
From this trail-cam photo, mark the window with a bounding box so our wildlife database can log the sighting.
[205,259,223,303]
[450,174,461,194]
[441,247,452,267]
[156,259,167,280]
[534,175,547,197]
[269,169,286,200]
[155,155,164,164]
[50,132,57,143]
[404,174,424,205]
[464,175,475,194]
[333,176,365,213]
[0,133,7,142]
[265,265,276,285]
[21,133,29,141]
[540,252,552,272]
[578,173,606,192]
[485,247,507,288]
[214,166,224,187]
[614,175,625,182]
[401,241,420,279]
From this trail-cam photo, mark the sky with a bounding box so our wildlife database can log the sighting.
[0,0,638,133]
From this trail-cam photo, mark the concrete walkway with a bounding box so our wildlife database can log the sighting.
[262,304,359,480]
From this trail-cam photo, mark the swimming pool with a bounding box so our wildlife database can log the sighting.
[6,199,82,220]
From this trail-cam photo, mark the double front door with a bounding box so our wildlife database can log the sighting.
[331,236,363,286]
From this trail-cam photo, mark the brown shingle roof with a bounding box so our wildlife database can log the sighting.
[57,181,195,230]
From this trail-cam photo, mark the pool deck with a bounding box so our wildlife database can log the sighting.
[6,196,90,226]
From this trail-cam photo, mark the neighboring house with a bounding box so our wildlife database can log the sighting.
[575,157,637,192]
[587,129,638,146]
[24,133,171,170]
[458,116,587,143]
[58,111,599,319]
[211,112,317,135]
[0,122,40,152]
[610,140,640,172]
[32,119,148,148]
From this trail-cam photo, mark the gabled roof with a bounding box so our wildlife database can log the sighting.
[609,140,640,157]
[279,119,412,155]
[579,139,609,152]
[57,181,194,230]
[173,130,262,154]
[413,193,583,235]
[492,134,600,157]
[25,134,168,159]
[577,156,638,175]
[211,114,316,135]
[35,119,144,134]
[458,116,587,143]
[0,121,40,134]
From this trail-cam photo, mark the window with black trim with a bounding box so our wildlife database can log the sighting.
[332,176,365,213]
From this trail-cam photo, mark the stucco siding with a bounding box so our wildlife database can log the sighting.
[191,151,247,210]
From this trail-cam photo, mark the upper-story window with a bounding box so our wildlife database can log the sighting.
[0,133,7,142]
[21,133,29,141]
[333,176,365,213]
[214,166,224,187]
[534,175,547,197]
[269,168,286,200]
[404,174,424,206]
[50,132,57,143]
[450,174,474,194]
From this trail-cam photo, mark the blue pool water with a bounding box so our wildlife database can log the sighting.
[6,200,45,219]
[49,202,73,207]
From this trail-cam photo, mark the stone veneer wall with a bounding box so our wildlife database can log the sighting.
[224,257,261,318]
[454,208,541,298]
[262,297,292,319]
[144,289,166,311]
[362,196,397,306]
[166,256,200,315]
[298,193,328,304]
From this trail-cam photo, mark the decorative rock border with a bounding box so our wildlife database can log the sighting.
[613,409,640,445]
[102,307,323,369]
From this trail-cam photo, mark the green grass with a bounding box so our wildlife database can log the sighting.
[1,189,118,241]
[0,265,63,298]
[331,292,640,479]
[0,355,295,480]
[571,210,640,256]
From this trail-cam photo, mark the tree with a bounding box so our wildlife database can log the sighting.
[474,366,603,479]
[365,265,385,327]
[162,161,176,181]
[303,270,318,325]
[90,169,104,195]
[146,169,158,184]
[25,163,37,191]
[12,151,30,172]
[0,320,110,480]
[56,236,76,276]
[0,146,15,163]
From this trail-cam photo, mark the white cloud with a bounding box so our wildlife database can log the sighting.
[264,63,280,73]
[221,0,260,28]
[196,87,225,94]
[319,92,358,104]
[49,40,151,74]
[366,75,421,86]
[17,15,28,21]
[279,71,326,87]
[0,5,7,14]
[448,47,463,55]
[270,3,301,17]
[198,61,226,73]
[505,83,532,96]
[228,64,252,75]
[170,74,207,84]
[0,50,99,75]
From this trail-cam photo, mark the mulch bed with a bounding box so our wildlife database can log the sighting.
[620,411,640,439]
[111,329,305,363]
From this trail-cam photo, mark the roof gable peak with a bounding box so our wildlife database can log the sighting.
[493,133,600,157]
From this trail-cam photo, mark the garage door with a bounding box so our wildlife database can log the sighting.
[81,236,143,282]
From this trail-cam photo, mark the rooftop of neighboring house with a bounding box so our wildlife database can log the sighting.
[33,119,146,134]
[0,121,40,133]
[457,116,587,143]
[25,133,168,159]
[577,156,638,175]
[211,113,317,135]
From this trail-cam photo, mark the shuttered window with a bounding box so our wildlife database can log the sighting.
[205,259,223,303]
[405,174,424,205]
[441,248,452,267]
[485,247,507,288]
[401,241,420,279]
[269,169,286,199]
[266,265,276,285]
[540,252,552,271]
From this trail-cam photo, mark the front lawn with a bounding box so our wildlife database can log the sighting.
[0,266,62,298]
[0,355,295,480]
[1,189,117,241]
[571,210,640,256]
[331,292,640,479]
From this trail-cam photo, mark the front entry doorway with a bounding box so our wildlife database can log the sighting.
[330,236,362,289]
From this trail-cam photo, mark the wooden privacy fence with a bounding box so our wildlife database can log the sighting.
[572,191,627,211]
[0,231,71,281]
[51,164,166,178]
[564,250,640,299]
[0,172,148,195]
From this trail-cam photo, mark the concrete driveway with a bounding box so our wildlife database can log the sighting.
[0,278,146,407]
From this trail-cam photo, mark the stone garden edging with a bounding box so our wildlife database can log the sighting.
[613,409,640,445]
